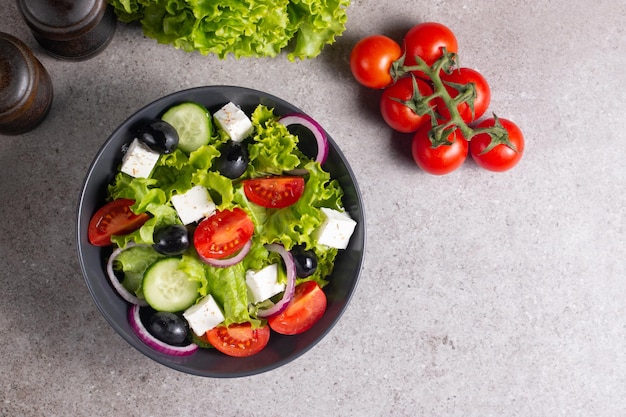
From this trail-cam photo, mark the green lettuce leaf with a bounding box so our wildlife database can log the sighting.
[246,105,307,176]
[286,0,349,60]
[206,263,253,326]
[192,170,235,209]
[178,252,210,297]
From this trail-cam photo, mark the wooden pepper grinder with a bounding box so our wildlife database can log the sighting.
[17,0,117,61]
[0,32,53,135]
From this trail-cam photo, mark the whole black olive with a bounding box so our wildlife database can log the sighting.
[137,120,179,154]
[291,245,318,278]
[146,311,189,346]
[214,140,249,179]
[153,224,190,255]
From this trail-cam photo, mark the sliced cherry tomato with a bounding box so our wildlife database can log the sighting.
[470,118,524,172]
[194,208,254,259]
[243,176,305,209]
[205,322,270,357]
[380,75,434,133]
[402,22,458,79]
[412,124,468,175]
[87,199,150,246]
[350,35,402,89]
[268,281,327,335]
[436,67,491,123]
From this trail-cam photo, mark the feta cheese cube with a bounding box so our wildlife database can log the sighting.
[245,264,286,304]
[315,207,357,249]
[213,102,254,142]
[170,185,216,225]
[183,294,225,336]
[120,138,160,178]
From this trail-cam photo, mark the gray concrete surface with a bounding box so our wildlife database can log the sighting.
[1,0,625,416]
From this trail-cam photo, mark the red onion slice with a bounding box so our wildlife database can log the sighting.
[197,239,252,268]
[256,243,297,318]
[128,304,198,356]
[279,114,329,165]
[106,242,148,306]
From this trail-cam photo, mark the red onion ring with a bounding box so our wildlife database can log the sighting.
[285,168,309,176]
[279,113,329,165]
[197,239,252,268]
[128,304,198,356]
[106,242,148,306]
[256,243,297,318]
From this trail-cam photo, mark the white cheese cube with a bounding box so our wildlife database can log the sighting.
[213,102,254,142]
[245,264,286,304]
[120,138,160,178]
[170,185,216,225]
[183,294,225,336]
[315,207,357,249]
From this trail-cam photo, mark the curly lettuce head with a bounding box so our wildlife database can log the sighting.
[108,0,349,59]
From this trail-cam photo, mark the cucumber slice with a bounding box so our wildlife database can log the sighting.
[142,258,199,312]
[161,102,212,153]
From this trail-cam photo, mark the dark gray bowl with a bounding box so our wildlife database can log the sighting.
[76,86,366,377]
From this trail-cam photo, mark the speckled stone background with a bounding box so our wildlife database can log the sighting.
[1,0,625,416]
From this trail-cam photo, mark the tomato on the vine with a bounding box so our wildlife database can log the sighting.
[470,118,524,172]
[412,124,468,175]
[402,22,458,78]
[436,67,491,123]
[205,323,270,357]
[350,35,402,89]
[380,76,434,133]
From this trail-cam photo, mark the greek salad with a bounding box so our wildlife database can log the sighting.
[88,100,357,357]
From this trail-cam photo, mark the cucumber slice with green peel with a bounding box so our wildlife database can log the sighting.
[142,258,200,312]
[161,102,212,153]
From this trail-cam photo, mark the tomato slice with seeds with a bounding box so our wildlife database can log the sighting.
[193,208,254,259]
[205,322,270,357]
[88,199,150,246]
[268,281,327,335]
[243,176,305,209]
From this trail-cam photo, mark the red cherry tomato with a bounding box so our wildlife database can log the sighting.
[412,124,469,175]
[87,199,150,246]
[194,208,254,259]
[350,35,402,89]
[243,176,305,209]
[436,67,491,123]
[268,281,327,335]
[380,76,434,133]
[403,22,458,78]
[205,323,270,357]
[470,118,525,172]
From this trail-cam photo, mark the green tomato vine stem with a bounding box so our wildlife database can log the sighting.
[391,50,516,152]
